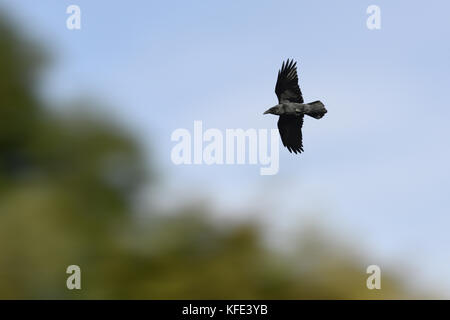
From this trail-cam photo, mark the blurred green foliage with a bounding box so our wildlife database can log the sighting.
[0,13,410,299]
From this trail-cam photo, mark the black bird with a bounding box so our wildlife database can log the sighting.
[263,59,327,153]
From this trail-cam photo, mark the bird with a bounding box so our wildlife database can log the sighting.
[263,59,327,153]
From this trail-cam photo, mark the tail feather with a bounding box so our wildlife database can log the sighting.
[306,100,327,119]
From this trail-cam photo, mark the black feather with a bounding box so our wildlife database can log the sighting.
[277,115,304,154]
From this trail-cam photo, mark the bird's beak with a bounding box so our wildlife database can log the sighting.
[263,109,271,115]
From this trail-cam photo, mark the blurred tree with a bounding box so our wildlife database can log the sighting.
[0,13,147,298]
[0,12,413,299]
[0,14,42,181]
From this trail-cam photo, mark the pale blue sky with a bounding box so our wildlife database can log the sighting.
[2,0,450,295]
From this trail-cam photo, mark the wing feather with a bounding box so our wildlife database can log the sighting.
[275,59,303,104]
[277,115,304,154]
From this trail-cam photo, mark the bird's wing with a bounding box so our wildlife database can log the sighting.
[277,115,304,153]
[275,59,304,104]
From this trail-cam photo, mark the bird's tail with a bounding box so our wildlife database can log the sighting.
[305,100,327,119]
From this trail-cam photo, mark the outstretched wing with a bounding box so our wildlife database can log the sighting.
[275,59,303,104]
[277,115,304,154]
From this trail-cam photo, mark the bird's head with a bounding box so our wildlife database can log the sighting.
[263,104,283,115]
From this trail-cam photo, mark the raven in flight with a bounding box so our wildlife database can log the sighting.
[264,59,327,153]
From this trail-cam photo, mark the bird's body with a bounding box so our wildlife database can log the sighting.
[272,101,327,119]
[263,59,327,154]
